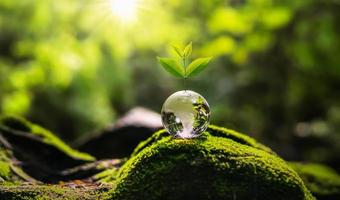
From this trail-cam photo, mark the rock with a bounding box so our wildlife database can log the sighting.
[114,107,162,129]
[0,116,124,199]
[0,115,95,182]
[109,125,314,200]
[0,116,318,200]
[77,107,162,159]
[290,162,340,200]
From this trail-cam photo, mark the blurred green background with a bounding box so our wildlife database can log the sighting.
[0,0,339,170]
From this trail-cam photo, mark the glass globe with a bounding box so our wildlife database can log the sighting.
[161,90,211,138]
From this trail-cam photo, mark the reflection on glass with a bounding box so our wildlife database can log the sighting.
[161,90,211,138]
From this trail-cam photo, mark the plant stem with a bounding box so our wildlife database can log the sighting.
[182,56,187,90]
[183,77,187,91]
[182,57,186,74]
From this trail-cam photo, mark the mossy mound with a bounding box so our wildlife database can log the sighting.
[109,125,314,200]
[290,162,340,200]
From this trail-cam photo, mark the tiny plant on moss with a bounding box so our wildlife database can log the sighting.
[157,42,212,78]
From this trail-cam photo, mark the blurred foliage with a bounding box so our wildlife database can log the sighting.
[0,0,339,169]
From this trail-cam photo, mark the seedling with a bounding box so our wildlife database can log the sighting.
[158,43,212,139]
[157,42,212,78]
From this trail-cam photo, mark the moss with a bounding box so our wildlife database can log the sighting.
[0,115,94,161]
[0,145,34,183]
[290,162,340,199]
[109,125,314,200]
[131,125,274,157]
[95,168,119,183]
[0,148,11,181]
[0,161,10,179]
[0,184,111,200]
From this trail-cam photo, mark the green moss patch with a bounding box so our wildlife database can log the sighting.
[0,160,10,180]
[109,126,314,200]
[290,162,340,200]
[0,147,12,181]
[0,184,111,200]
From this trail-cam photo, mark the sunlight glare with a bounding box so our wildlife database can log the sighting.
[110,0,139,22]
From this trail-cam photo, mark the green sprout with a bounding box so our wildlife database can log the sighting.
[157,42,212,78]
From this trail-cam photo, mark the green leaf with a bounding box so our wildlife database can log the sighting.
[186,57,212,77]
[157,57,185,78]
[183,42,192,57]
[171,44,184,57]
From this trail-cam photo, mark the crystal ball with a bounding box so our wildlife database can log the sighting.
[161,90,211,138]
